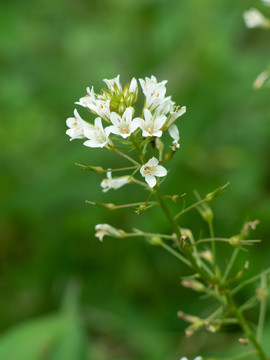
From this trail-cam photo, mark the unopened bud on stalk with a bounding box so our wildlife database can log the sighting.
[200,207,213,223]
[148,236,162,246]
[229,236,242,248]
[95,224,126,241]
[205,182,230,202]
[155,137,164,153]
[86,201,117,210]
[199,250,213,264]
[135,204,147,214]
[181,279,205,292]
[241,220,259,238]
[205,322,220,333]
[75,163,105,174]
[256,286,269,302]
[238,338,248,345]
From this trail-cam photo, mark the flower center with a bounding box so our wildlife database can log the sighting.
[144,165,155,176]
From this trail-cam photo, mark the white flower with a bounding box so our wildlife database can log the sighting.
[262,0,270,7]
[253,69,270,89]
[139,76,168,111]
[75,86,96,108]
[140,157,167,188]
[87,99,111,122]
[129,77,138,93]
[103,75,122,93]
[165,106,186,129]
[243,8,270,28]
[101,171,131,192]
[83,117,110,148]
[155,96,175,116]
[107,107,139,138]
[172,139,180,151]
[95,224,126,242]
[180,357,202,360]
[168,124,180,143]
[66,109,92,140]
[134,109,167,137]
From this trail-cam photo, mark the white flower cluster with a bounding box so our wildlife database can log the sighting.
[66,75,186,188]
[243,7,270,29]
[180,357,202,360]
[66,75,186,147]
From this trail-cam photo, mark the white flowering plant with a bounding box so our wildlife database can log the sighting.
[66,75,270,360]
[243,1,270,89]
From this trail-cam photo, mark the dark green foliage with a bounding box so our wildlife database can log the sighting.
[1,0,270,358]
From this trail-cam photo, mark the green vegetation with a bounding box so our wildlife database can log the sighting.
[0,0,270,359]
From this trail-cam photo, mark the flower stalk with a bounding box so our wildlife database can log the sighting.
[66,74,269,360]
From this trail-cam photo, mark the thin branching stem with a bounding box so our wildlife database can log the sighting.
[257,274,267,342]
[222,248,240,283]
[174,198,206,219]
[232,267,270,295]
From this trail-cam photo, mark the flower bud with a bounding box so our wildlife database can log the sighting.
[205,182,230,202]
[148,236,162,246]
[95,224,126,241]
[75,163,105,174]
[256,286,269,302]
[229,236,242,247]
[181,279,205,292]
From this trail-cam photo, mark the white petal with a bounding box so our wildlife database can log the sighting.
[83,139,106,148]
[84,128,95,139]
[104,125,112,136]
[146,156,159,167]
[94,117,103,131]
[123,106,134,122]
[142,129,153,137]
[110,112,121,126]
[139,78,146,93]
[153,115,167,129]
[133,117,144,126]
[66,116,76,128]
[154,165,167,177]
[129,78,137,92]
[168,124,180,142]
[106,125,122,136]
[145,174,156,188]
[152,130,162,137]
[144,108,153,122]
[129,121,140,134]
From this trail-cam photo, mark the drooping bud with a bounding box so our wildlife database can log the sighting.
[229,236,242,248]
[148,236,162,246]
[181,279,205,292]
[75,163,105,174]
[95,224,126,241]
[205,182,230,202]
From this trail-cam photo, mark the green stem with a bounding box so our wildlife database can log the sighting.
[115,201,158,209]
[232,267,270,295]
[226,292,267,360]
[257,274,267,342]
[174,198,206,219]
[112,148,140,166]
[127,231,174,240]
[222,248,240,282]
[160,241,191,267]
[208,219,216,274]
[131,133,144,163]
[155,186,182,242]
[222,350,257,360]
[107,166,138,172]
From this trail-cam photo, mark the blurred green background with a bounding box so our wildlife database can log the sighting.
[1,0,270,359]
